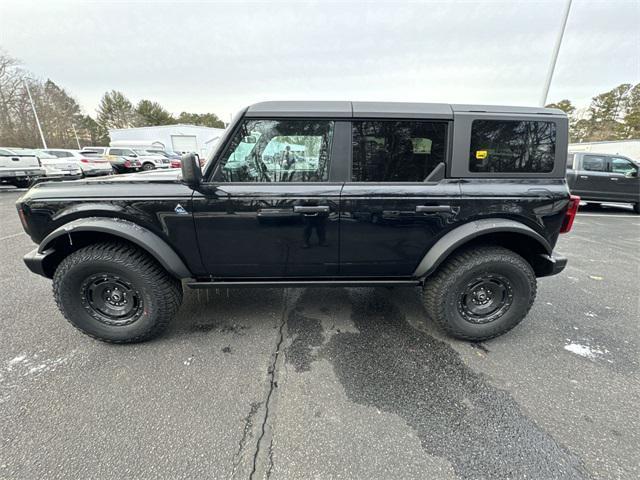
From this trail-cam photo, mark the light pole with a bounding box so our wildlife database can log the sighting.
[540,0,572,106]
[23,78,47,149]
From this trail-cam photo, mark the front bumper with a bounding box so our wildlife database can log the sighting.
[534,252,568,277]
[24,247,53,278]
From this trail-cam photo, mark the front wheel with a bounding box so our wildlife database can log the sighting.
[53,242,183,343]
[422,246,536,341]
[142,162,155,171]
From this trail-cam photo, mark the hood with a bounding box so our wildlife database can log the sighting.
[19,168,186,202]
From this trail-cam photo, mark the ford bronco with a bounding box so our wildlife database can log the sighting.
[17,101,579,343]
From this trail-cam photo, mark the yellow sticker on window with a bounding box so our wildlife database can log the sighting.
[476,150,488,160]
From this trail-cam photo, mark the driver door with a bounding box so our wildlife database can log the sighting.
[192,118,343,278]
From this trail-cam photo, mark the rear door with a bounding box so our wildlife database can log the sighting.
[193,118,345,277]
[572,154,612,200]
[340,119,460,276]
[608,156,640,203]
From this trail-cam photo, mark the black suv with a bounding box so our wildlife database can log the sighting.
[17,101,579,343]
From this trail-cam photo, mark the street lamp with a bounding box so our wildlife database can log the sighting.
[23,78,47,149]
[540,0,572,106]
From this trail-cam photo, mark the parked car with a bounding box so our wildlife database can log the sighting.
[567,151,640,213]
[85,147,170,171]
[43,149,113,177]
[17,101,577,344]
[146,149,182,168]
[82,150,141,174]
[0,147,45,188]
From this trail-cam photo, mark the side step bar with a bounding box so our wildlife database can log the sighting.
[186,279,421,289]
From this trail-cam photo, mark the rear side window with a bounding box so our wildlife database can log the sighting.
[583,155,606,172]
[351,120,447,182]
[469,120,556,173]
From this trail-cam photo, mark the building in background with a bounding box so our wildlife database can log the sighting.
[108,124,226,158]
[569,139,640,161]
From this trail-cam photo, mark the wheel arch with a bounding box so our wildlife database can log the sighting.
[37,217,192,279]
[414,219,552,279]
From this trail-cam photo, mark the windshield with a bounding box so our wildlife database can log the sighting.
[35,150,57,159]
[134,149,155,155]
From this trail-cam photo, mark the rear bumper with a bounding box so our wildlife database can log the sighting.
[24,247,53,278]
[534,252,568,277]
[0,168,46,179]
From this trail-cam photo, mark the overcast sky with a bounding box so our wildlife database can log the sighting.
[1,0,638,120]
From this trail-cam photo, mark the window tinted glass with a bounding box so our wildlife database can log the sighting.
[214,119,334,182]
[583,155,606,172]
[351,121,447,182]
[109,149,125,156]
[610,157,637,174]
[469,120,556,173]
[566,153,574,169]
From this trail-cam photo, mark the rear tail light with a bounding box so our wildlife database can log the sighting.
[560,195,580,233]
[80,158,90,163]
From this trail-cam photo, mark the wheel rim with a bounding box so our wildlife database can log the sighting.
[80,273,143,326]
[457,274,513,324]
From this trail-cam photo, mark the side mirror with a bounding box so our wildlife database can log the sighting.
[626,170,638,178]
[130,153,138,158]
[181,153,202,187]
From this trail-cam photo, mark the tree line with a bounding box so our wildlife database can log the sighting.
[0,49,225,149]
[546,83,640,143]
[2,48,639,150]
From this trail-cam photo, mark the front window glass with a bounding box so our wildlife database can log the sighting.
[610,157,637,175]
[214,119,334,182]
[351,121,447,182]
[583,155,606,172]
[469,120,556,173]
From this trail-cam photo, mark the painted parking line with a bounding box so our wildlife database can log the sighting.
[0,232,26,241]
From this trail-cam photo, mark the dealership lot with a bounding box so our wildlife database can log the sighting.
[1,186,638,479]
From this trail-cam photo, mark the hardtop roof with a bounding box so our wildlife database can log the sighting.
[245,101,565,118]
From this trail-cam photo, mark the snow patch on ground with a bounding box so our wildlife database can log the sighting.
[564,341,610,362]
[1,351,75,385]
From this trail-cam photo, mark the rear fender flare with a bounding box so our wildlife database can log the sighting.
[39,217,192,279]
[413,219,552,278]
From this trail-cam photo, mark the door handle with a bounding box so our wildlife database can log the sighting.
[415,205,453,213]
[293,205,330,214]
[579,175,589,179]
[610,177,619,181]
[11,157,20,161]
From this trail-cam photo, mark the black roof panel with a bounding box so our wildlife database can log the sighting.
[245,101,564,118]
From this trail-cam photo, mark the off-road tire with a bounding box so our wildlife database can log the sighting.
[423,245,536,341]
[53,242,183,343]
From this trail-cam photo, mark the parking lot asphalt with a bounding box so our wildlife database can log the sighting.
[1,186,638,480]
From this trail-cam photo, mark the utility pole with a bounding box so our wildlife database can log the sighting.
[23,79,47,149]
[72,123,81,149]
[540,0,572,106]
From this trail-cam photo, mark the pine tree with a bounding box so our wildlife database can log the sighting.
[97,90,136,130]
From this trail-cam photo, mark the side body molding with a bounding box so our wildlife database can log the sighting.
[413,219,552,278]
[40,217,192,279]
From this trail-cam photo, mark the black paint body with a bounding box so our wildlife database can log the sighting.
[17,102,571,282]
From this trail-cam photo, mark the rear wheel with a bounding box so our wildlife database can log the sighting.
[422,245,536,341]
[53,242,183,343]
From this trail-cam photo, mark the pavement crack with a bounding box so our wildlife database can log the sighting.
[248,289,288,480]
[231,401,262,478]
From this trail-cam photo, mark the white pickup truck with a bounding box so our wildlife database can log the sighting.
[0,148,46,188]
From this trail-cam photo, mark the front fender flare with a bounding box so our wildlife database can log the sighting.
[39,217,192,279]
[413,219,552,278]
